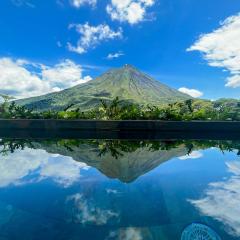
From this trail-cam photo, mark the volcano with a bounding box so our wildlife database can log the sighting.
[17,64,191,111]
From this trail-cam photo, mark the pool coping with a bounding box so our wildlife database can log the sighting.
[0,120,240,140]
[0,119,240,131]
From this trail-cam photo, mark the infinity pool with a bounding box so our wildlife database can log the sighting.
[0,139,239,240]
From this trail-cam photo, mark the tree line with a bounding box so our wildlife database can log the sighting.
[1,94,240,121]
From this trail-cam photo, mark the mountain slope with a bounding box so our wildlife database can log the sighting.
[17,64,191,111]
[31,141,189,183]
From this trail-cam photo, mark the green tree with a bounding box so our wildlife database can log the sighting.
[0,94,15,118]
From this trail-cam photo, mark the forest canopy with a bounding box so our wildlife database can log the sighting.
[1,95,240,121]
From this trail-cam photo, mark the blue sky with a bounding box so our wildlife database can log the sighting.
[0,0,240,99]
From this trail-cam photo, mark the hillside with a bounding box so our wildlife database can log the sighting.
[17,64,191,111]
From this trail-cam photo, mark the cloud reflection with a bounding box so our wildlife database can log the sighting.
[66,193,119,225]
[0,147,89,187]
[189,160,240,237]
[106,228,143,240]
[179,151,203,160]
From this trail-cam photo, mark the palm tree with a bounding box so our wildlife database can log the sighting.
[0,94,15,115]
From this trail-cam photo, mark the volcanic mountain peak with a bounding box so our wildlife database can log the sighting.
[17,65,191,111]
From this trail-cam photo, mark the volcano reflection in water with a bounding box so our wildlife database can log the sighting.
[0,139,239,240]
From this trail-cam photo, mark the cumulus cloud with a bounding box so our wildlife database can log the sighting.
[179,151,203,160]
[226,75,240,88]
[188,13,240,88]
[189,160,240,237]
[70,0,97,8]
[0,147,89,188]
[0,58,91,99]
[41,59,92,90]
[178,87,203,98]
[67,23,122,54]
[106,0,155,25]
[106,51,124,60]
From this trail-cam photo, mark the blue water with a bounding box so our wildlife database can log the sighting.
[0,139,239,239]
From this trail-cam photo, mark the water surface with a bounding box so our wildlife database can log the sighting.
[0,139,239,240]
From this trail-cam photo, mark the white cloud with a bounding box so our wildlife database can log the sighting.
[178,87,203,98]
[70,0,97,8]
[11,0,35,8]
[41,59,92,90]
[0,58,92,99]
[0,147,89,188]
[188,13,240,88]
[57,41,62,47]
[179,151,203,160]
[106,0,155,25]
[226,75,240,88]
[189,160,240,237]
[68,23,122,54]
[106,51,124,60]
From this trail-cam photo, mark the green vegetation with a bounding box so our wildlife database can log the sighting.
[6,65,240,121]
[7,65,239,121]
[1,95,240,121]
[1,138,240,158]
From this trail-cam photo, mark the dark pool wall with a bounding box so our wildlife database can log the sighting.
[1,119,240,131]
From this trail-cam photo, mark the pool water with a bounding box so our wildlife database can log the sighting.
[0,139,239,240]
